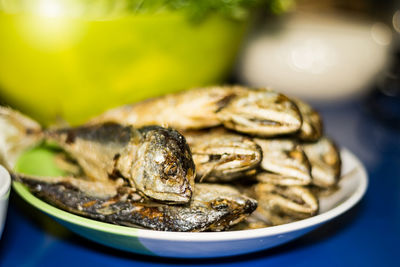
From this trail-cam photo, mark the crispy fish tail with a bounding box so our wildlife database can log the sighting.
[0,107,43,169]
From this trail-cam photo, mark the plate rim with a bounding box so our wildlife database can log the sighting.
[12,148,368,242]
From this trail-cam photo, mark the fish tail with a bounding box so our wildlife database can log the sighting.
[0,107,43,169]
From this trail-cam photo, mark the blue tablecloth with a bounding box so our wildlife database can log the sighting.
[1,97,399,267]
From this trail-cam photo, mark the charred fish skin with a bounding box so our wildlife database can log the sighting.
[48,124,195,204]
[123,184,258,232]
[14,174,257,232]
[183,128,262,182]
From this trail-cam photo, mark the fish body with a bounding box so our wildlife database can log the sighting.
[14,173,257,232]
[0,108,195,204]
[89,86,303,137]
[216,88,302,137]
[254,138,312,185]
[252,183,319,226]
[183,128,262,181]
[89,86,247,130]
[48,124,195,203]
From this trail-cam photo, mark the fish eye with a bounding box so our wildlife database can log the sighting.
[164,163,178,176]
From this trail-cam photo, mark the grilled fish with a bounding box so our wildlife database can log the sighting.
[89,86,247,130]
[252,183,319,226]
[216,88,302,137]
[89,86,303,137]
[0,107,195,203]
[182,128,262,181]
[13,173,257,232]
[254,138,312,185]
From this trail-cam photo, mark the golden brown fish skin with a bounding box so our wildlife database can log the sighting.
[88,86,248,130]
[14,174,257,232]
[88,86,302,137]
[302,137,342,188]
[216,88,303,137]
[252,183,319,226]
[47,124,195,204]
[254,138,312,186]
[182,128,262,182]
[292,98,323,141]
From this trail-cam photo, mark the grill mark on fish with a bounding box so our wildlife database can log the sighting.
[248,118,282,126]
[215,93,237,112]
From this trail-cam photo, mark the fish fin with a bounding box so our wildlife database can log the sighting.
[0,107,43,169]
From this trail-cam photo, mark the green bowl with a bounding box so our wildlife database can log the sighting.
[0,2,249,126]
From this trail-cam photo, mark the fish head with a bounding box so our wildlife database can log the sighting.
[216,89,302,137]
[132,126,195,204]
[184,129,262,181]
[254,183,319,225]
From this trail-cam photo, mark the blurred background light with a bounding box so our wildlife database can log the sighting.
[289,38,336,74]
[371,22,392,46]
[393,10,400,33]
[37,0,64,18]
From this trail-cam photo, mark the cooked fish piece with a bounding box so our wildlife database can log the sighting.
[89,86,248,130]
[302,137,341,188]
[89,86,302,137]
[182,128,262,181]
[13,173,257,232]
[0,107,195,204]
[254,138,312,185]
[292,98,323,141]
[47,124,195,204]
[252,183,319,226]
[216,88,302,137]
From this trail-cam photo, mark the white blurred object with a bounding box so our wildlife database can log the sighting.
[238,13,393,100]
[0,165,10,239]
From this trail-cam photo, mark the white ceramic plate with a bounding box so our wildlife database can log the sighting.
[13,148,368,258]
